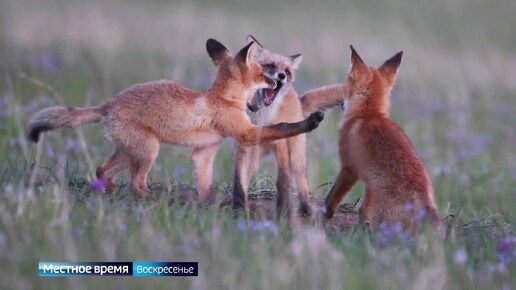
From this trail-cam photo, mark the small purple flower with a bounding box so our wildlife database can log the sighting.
[117,222,127,234]
[89,178,106,193]
[495,236,516,264]
[236,219,278,236]
[378,222,409,247]
[416,208,426,222]
[31,53,61,75]
[237,219,246,232]
[453,247,467,266]
[404,202,414,211]
[173,165,187,178]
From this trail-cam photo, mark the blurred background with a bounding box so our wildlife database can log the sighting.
[1,0,515,216]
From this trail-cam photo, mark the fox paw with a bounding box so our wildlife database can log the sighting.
[307,111,324,131]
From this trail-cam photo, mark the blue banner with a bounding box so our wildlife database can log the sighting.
[38,262,198,277]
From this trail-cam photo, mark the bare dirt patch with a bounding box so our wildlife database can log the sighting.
[162,183,511,238]
[165,184,360,233]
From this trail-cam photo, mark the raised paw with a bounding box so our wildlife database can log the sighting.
[307,111,325,131]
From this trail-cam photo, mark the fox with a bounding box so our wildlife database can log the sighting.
[26,38,324,201]
[232,36,317,218]
[194,36,315,218]
[323,45,442,234]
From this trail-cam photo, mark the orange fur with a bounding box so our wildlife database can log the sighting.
[202,36,315,218]
[236,45,312,218]
[27,39,324,200]
[300,83,345,117]
[324,46,442,234]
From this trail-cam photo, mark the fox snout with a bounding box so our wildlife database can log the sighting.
[264,71,287,85]
[271,71,287,83]
[262,73,278,90]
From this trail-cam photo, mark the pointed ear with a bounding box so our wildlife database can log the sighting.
[349,45,366,72]
[289,54,303,69]
[246,35,264,59]
[378,51,403,79]
[206,38,231,66]
[246,35,263,48]
[235,41,258,66]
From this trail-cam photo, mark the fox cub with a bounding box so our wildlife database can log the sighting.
[324,46,441,233]
[229,36,314,218]
[27,39,324,200]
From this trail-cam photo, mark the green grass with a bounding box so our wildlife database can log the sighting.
[1,0,515,289]
[0,168,512,289]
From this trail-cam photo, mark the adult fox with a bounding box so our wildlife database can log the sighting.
[323,46,441,233]
[26,39,324,200]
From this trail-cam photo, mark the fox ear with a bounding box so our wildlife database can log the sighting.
[206,39,231,66]
[349,45,366,73]
[246,35,264,59]
[289,54,303,69]
[378,51,403,80]
[235,41,258,66]
[246,35,263,48]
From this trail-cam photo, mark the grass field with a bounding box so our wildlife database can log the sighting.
[1,0,515,289]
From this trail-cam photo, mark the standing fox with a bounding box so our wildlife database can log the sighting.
[229,36,314,218]
[26,39,324,200]
[323,46,441,233]
[196,36,315,218]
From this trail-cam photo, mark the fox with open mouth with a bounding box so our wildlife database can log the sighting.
[245,49,296,114]
[231,35,316,219]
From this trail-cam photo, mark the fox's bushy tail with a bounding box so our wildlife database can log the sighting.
[27,105,106,143]
[300,83,345,117]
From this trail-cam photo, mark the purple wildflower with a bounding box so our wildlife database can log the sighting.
[453,247,467,266]
[378,222,409,247]
[89,178,106,193]
[237,219,246,232]
[173,165,188,178]
[495,236,516,264]
[117,222,127,234]
[416,208,427,222]
[236,219,278,236]
[31,53,61,75]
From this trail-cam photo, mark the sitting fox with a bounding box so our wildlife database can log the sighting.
[323,46,441,233]
[26,39,324,200]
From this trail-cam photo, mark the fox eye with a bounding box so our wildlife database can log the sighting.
[264,64,275,69]
[286,70,291,77]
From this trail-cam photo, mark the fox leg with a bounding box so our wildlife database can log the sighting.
[191,143,221,204]
[288,134,312,216]
[359,185,374,227]
[324,167,358,219]
[424,203,443,234]
[228,112,324,146]
[128,138,160,198]
[96,150,129,193]
[232,144,262,211]
[272,140,292,219]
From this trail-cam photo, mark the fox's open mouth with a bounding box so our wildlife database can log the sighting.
[262,81,283,106]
